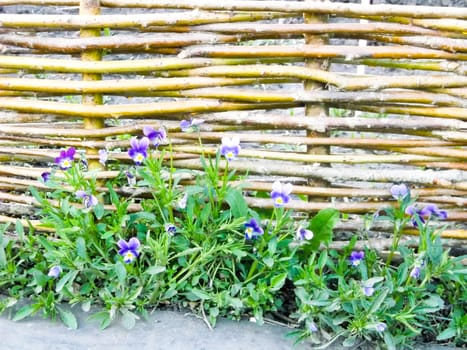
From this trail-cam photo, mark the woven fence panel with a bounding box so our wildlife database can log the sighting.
[0,0,466,237]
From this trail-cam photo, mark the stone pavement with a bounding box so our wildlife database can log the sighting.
[0,307,462,350]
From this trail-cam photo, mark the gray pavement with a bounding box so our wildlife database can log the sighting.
[0,307,462,350]
[0,308,310,350]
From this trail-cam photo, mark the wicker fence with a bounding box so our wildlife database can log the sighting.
[0,0,466,240]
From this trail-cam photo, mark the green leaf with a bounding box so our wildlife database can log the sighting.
[93,203,105,220]
[383,331,396,350]
[56,270,79,293]
[76,237,87,260]
[270,272,287,291]
[57,306,78,329]
[12,304,37,321]
[0,245,6,268]
[369,288,389,314]
[224,188,248,218]
[436,327,457,341]
[307,208,340,251]
[15,220,24,242]
[186,288,211,301]
[115,261,127,285]
[144,265,166,275]
[81,301,91,313]
[120,310,138,330]
[263,257,274,268]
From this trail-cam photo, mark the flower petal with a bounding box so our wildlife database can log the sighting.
[128,237,140,250]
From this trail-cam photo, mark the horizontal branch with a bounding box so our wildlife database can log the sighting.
[98,0,467,19]
[160,65,467,91]
[0,97,298,118]
[172,158,467,188]
[0,33,238,53]
[3,0,466,19]
[333,59,467,75]
[179,44,466,60]
[171,144,459,164]
[189,22,449,37]
[149,87,467,108]
[0,76,289,94]
[0,11,289,29]
[0,55,301,74]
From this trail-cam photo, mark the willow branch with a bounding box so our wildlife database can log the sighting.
[172,158,467,188]
[179,44,466,60]
[0,11,291,29]
[0,97,299,118]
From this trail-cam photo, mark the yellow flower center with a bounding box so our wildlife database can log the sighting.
[246,227,253,234]
[226,151,234,159]
[135,154,144,163]
[124,251,135,262]
[275,197,283,205]
[62,159,70,168]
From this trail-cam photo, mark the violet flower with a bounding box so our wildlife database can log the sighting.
[177,192,188,210]
[376,323,387,332]
[390,183,409,200]
[98,149,108,166]
[128,137,149,165]
[47,266,62,278]
[125,170,136,186]
[409,265,421,279]
[362,280,376,297]
[296,227,314,241]
[349,251,365,266]
[117,237,140,264]
[143,126,166,146]
[180,118,204,132]
[270,181,293,208]
[41,172,51,182]
[220,136,241,161]
[308,321,318,332]
[76,190,98,208]
[55,147,76,170]
[405,204,447,227]
[244,218,264,239]
[165,223,177,236]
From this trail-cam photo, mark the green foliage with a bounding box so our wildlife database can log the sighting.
[0,131,464,350]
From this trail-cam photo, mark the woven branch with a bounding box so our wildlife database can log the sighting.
[172,158,467,188]
[179,45,466,60]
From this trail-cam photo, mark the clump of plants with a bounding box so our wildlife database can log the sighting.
[0,123,464,349]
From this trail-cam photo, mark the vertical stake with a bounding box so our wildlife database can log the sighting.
[303,1,330,196]
[80,0,104,170]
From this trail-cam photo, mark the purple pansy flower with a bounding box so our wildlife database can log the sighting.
[349,251,365,266]
[244,218,264,239]
[76,190,98,208]
[296,227,314,241]
[308,321,318,332]
[177,192,188,210]
[220,136,241,161]
[117,237,140,264]
[376,323,387,332]
[165,223,177,236]
[270,181,293,208]
[405,204,447,227]
[143,126,166,146]
[125,170,136,186]
[47,266,62,278]
[98,149,108,166]
[55,147,76,170]
[390,184,409,200]
[128,137,149,165]
[41,171,51,182]
[410,265,421,279]
[180,118,204,132]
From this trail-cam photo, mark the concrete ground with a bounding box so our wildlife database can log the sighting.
[0,307,462,350]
